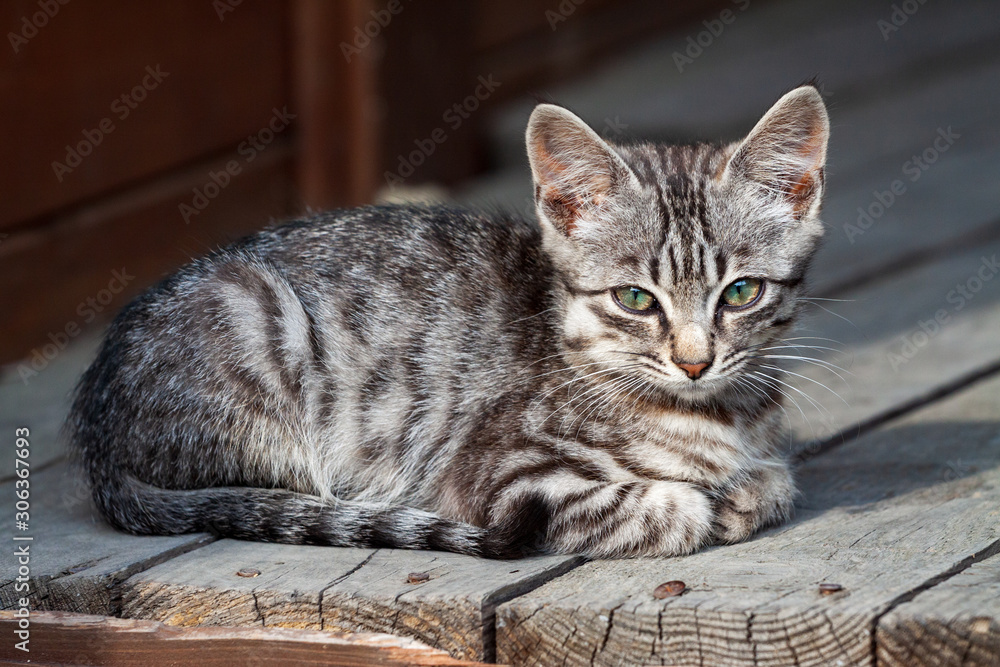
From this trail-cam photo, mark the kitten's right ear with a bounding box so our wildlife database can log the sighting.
[526,104,632,236]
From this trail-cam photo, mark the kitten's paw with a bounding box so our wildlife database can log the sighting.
[658,482,716,556]
[546,480,714,558]
[711,464,795,544]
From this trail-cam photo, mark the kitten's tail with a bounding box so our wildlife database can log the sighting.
[88,472,525,559]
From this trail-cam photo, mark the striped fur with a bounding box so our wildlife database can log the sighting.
[68,86,829,558]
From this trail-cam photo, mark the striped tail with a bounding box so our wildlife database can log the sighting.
[88,472,526,558]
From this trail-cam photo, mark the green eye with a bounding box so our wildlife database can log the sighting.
[613,286,657,312]
[722,278,763,308]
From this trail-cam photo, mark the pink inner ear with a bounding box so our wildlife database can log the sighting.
[532,132,615,235]
[540,184,580,234]
[785,126,827,214]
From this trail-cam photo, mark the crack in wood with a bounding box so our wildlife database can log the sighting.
[317,549,378,631]
[870,537,1000,664]
[793,360,1000,465]
[251,590,264,626]
[592,602,624,666]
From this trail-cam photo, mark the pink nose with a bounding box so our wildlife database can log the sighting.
[675,361,710,379]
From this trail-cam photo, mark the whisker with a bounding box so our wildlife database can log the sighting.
[747,371,814,437]
[797,300,863,335]
[750,367,831,419]
[758,364,849,406]
[547,373,637,436]
[504,307,555,327]
[758,354,854,381]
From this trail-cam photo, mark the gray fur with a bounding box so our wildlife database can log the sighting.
[69,86,829,558]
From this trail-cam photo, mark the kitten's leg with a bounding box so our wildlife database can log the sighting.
[491,476,714,558]
[711,459,795,544]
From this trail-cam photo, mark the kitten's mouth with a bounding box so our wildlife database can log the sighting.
[674,377,725,400]
[635,370,729,404]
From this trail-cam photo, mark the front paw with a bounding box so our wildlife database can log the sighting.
[711,465,795,544]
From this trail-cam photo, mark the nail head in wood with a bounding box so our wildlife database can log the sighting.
[652,580,686,599]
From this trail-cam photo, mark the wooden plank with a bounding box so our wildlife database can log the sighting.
[0,610,489,666]
[474,0,734,106]
[0,331,102,475]
[0,463,212,616]
[496,372,1000,666]
[121,539,581,662]
[878,554,1000,666]
[774,236,1000,454]
[0,143,295,366]
[0,0,288,227]
[815,139,1000,295]
[374,1,479,187]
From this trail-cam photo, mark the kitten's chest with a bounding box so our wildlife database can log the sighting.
[612,408,770,487]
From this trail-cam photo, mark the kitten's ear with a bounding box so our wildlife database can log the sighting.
[526,104,633,236]
[724,86,829,218]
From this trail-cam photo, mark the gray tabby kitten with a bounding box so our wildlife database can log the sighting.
[69,85,829,559]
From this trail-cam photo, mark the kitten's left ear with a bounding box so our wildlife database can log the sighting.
[724,86,829,219]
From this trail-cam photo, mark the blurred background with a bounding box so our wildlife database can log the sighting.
[1,0,998,370]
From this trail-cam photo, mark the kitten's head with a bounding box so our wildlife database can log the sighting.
[526,85,829,404]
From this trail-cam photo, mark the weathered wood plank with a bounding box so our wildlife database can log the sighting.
[0,610,490,666]
[496,372,1000,666]
[877,551,1000,665]
[0,463,212,616]
[772,236,1000,454]
[0,331,103,475]
[815,140,1000,295]
[121,539,581,662]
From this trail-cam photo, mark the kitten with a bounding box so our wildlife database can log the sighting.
[68,85,829,559]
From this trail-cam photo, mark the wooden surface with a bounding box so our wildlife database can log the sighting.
[0,464,212,616]
[780,236,1000,455]
[293,0,381,209]
[121,539,580,662]
[0,611,490,666]
[878,554,1000,666]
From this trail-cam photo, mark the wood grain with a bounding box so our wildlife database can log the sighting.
[877,543,1000,665]
[121,540,581,662]
[0,610,491,666]
[293,0,380,208]
[0,463,212,616]
[496,372,1000,666]
[753,236,1000,456]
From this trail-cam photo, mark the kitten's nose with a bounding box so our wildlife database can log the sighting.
[674,359,712,379]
